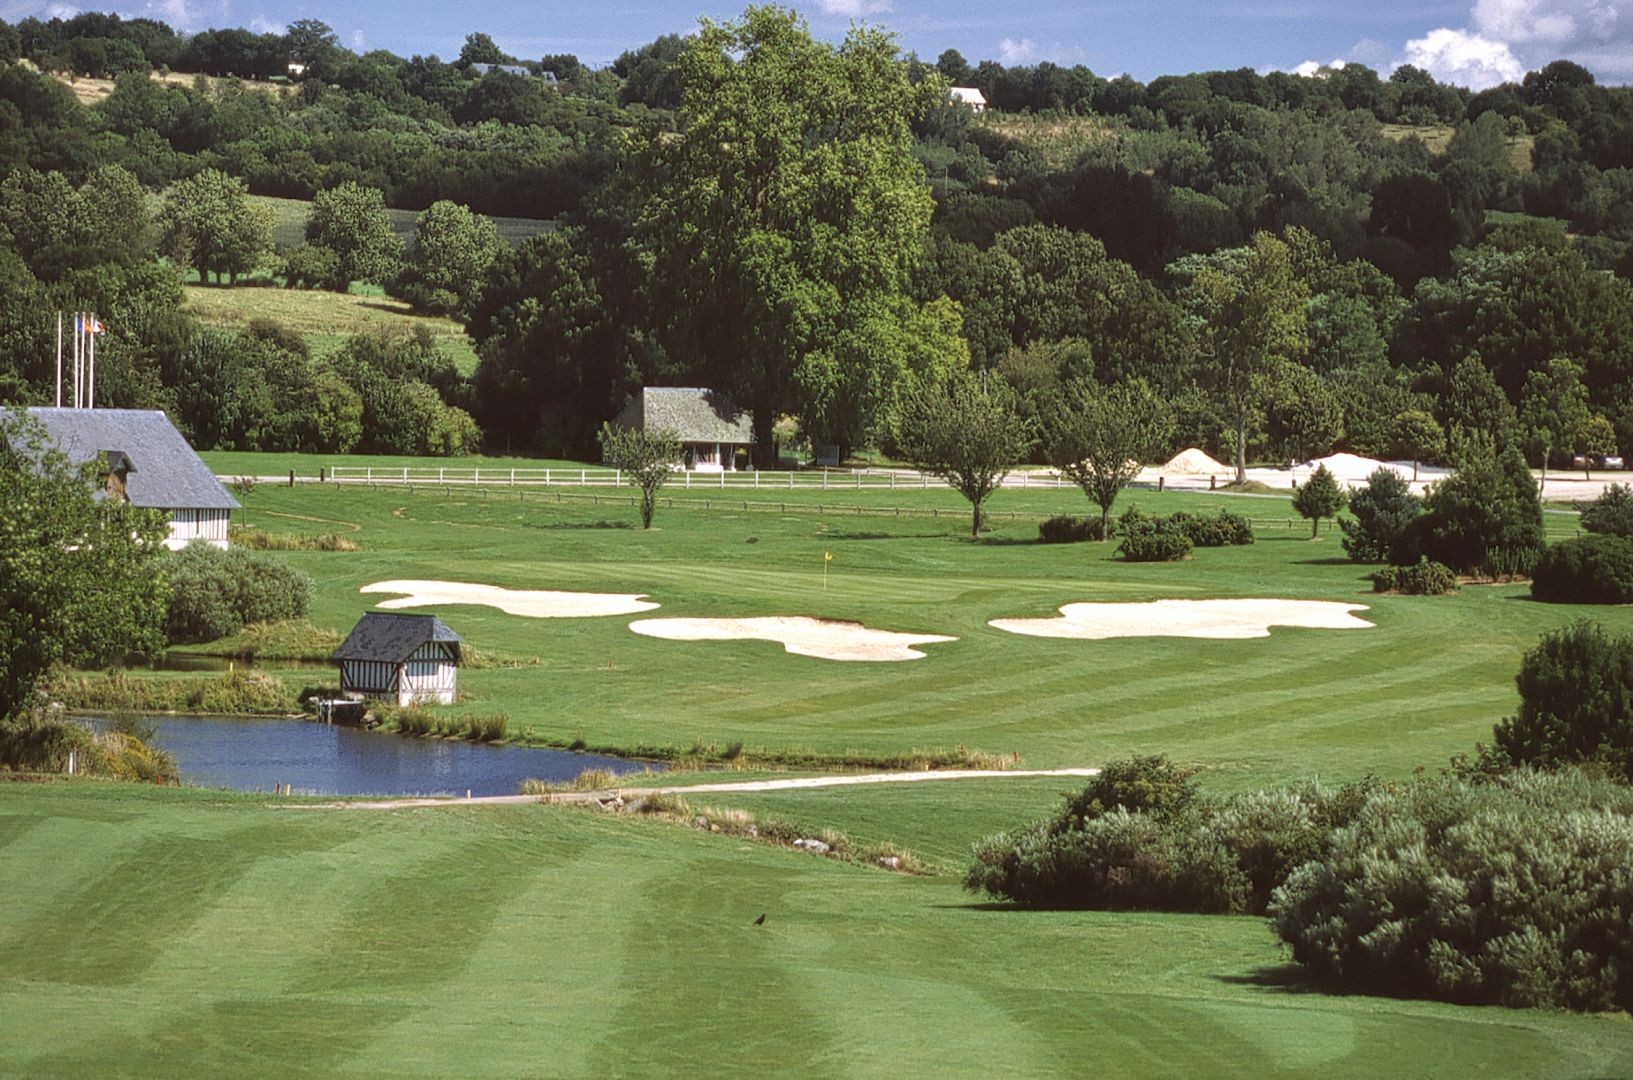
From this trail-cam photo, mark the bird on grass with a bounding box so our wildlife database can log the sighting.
[753,913,766,926]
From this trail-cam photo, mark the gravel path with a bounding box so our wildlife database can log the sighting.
[311,768,1101,811]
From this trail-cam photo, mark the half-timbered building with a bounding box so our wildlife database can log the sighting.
[334,612,462,706]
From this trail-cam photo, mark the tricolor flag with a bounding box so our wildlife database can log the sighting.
[75,314,105,334]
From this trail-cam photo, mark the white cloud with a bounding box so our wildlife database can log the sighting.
[1288,58,1348,77]
[1400,26,1527,87]
[812,0,891,16]
[349,28,366,51]
[247,14,284,35]
[44,2,79,16]
[1391,0,1633,86]
[994,37,1084,65]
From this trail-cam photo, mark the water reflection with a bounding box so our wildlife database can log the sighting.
[92,715,654,797]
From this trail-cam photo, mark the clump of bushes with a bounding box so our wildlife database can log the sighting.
[165,544,313,645]
[48,668,293,715]
[1270,769,1633,1011]
[965,755,1377,916]
[1169,508,1254,547]
[0,712,177,782]
[1342,468,1423,564]
[385,706,508,742]
[1418,439,1545,579]
[1038,515,1104,544]
[1530,535,1633,604]
[1114,509,1193,562]
[1370,558,1458,595]
[1579,483,1633,537]
[231,528,357,552]
[1490,620,1633,781]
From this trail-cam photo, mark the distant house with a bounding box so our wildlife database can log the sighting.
[613,387,755,472]
[22,407,239,550]
[286,61,307,78]
[334,612,461,706]
[470,62,558,83]
[949,86,987,112]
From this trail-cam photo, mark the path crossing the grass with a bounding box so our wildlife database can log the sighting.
[314,767,1102,811]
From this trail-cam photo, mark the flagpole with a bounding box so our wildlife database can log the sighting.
[87,315,95,409]
[72,313,80,409]
[55,312,62,408]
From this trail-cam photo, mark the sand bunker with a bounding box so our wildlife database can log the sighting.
[1162,447,1230,475]
[990,598,1373,640]
[629,616,956,662]
[362,580,658,618]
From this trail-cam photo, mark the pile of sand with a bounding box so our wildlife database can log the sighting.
[628,616,956,662]
[362,580,659,618]
[1162,448,1230,475]
[989,598,1374,640]
[1305,453,1397,483]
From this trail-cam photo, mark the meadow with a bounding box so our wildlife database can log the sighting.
[10,471,1633,1076]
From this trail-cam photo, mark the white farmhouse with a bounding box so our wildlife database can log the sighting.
[613,386,755,472]
[23,407,240,549]
[334,612,462,707]
[949,86,987,112]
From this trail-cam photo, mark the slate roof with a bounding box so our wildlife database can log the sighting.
[22,408,239,511]
[613,387,755,445]
[334,613,462,664]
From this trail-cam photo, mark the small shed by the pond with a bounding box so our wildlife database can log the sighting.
[334,613,461,706]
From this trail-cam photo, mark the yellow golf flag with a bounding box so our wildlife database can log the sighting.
[824,551,832,562]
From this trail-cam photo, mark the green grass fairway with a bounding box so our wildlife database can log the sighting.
[173,480,1608,786]
[3,782,1629,1079]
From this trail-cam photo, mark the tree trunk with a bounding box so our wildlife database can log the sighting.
[1099,505,1110,538]
[970,501,982,538]
[1234,412,1247,485]
[1311,516,1320,539]
[1539,446,1548,494]
[751,406,776,470]
[1412,459,1419,482]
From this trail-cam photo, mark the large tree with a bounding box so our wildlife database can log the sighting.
[895,372,1031,537]
[638,6,942,466]
[400,200,500,318]
[1181,233,1310,484]
[1046,379,1172,535]
[1,410,169,724]
[159,168,272,285]
[306,181,402,290]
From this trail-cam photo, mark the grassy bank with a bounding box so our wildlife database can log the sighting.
[2,781,1629,1078]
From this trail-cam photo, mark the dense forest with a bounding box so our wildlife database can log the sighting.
[3,7,1633,466]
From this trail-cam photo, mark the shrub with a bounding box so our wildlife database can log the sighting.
[1117,530,1192,562]
[1579,483,1633,537]
[1115,509,1193,562]
[1492,621,1633,781]
[1170,508,1254,547]
[967,759,1385,916]
[1054,754,1198,829]
[1419,439,1545,578]
[1342,468,1423,564]
[1270,770,1633,1011]
[1292,463,1346,538]
[1531,535,1633,604]
[1371,558,1458,595]
[1038,514,1103,543]
[164,544,313,645]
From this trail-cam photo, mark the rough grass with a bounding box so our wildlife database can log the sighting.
[247,193,554,250]
[1380,122,1535,172]
[48,669,295,715]
[182,282,480,375]
[978,111,1123,170]
[175,619,343,662]
[2,781,1630,1078]
[54,67,294,106]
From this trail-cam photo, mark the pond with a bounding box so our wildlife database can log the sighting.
[91,715,656,797]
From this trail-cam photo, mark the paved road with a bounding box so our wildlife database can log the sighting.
[310,767,1102,811]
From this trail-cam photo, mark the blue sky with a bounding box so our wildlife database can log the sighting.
[9,0,1633,86]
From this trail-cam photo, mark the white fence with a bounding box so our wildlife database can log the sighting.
[325,465,1075,491]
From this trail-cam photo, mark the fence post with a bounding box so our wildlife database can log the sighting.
[581,468,587,485]
[616,468,621,487]
[823,472,828,491]
[789,471,794,489]
[439,467,445,484]
[366,467,373,483]
[403,467,408,482]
